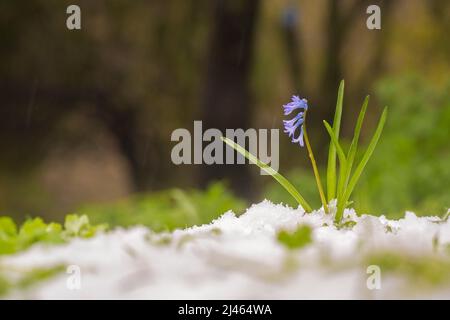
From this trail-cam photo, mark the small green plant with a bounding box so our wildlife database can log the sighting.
[83,182,246,232]
[0,214,107,255]
[366,252,450,286]
[223,80,388,223]
[277,225,312,250]
[0,265,65,297]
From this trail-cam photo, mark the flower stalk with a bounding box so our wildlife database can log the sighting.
[303,110,329,213]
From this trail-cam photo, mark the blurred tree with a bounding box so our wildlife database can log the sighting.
[320,0,393,129]
[280,1,303,91]
[199,0,260,198]
[0,0,210,196]
[0,0,449,218]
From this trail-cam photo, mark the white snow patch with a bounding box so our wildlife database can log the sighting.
[1,200,450,299]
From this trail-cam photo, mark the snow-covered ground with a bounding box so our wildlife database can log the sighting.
[2,201,450,299]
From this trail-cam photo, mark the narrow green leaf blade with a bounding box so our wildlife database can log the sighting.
[323,121,347,167]
[277,225,312,250]
[221,137,312,212]
[346,95,369,180]
[326,80,344,202]
[344,107,388,203]
[335,107,388,224]
[324,120,348,199]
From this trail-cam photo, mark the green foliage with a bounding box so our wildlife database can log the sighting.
[267,75,450,218]
[277,225,312,250]
[0,265,65,297]
[223,82,387,223]
[81,182,246,232]
[264,168,320,209]
[0,183,242,256]
[0,274,9,296]
[15,265,66,290]
[64,214,107,238]
[0,183,243,296]
[325,105,388,222]
[327,80,345,202]
[367,252,450,286]
[355,75,450,217]
[322,81,388,222]
[0,214,106,255]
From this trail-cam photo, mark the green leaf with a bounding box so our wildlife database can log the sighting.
[0,265,65,297]
[277,225,313,249]
[170,189,198,220]
[0,214,108,256]
[0,239,17,255]
[442,210,450,222]
[0,216,19,254]
[335,107,388,222]
[0,217,17,239]
[340,96,369,200]
[64,214,106,238]
[0,275,11,297]
[345,96,369,182]
[221,137,312,212]
[323,120,348,199]
[327,80,344,202]
[323,121,347,167]
[17,265,65,290]
[337,220,357,229]
[19,218,50,241]
[64,214,88,236]
[18,218,64,247]
[84,182,246,232]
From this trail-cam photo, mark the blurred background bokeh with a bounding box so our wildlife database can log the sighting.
[0,0,449,228]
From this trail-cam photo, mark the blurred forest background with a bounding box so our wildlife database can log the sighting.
[0,0,449,228]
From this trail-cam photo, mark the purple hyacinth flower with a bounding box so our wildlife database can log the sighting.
[283,95,308,147]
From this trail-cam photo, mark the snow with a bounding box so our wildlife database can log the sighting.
[2,200,450,299]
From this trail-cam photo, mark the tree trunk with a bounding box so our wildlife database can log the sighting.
[321,0,342,123]
[199,0,260,198]
[281,2,303,91]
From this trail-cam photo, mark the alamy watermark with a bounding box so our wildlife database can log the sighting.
[366,265,381,290]
[66,5,81,30]
[64,4,380,32]
[366,5,381,30]
[171,121,279,175]
[66,264,82,290]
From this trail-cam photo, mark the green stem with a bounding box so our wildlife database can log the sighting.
[303,111,329,214]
